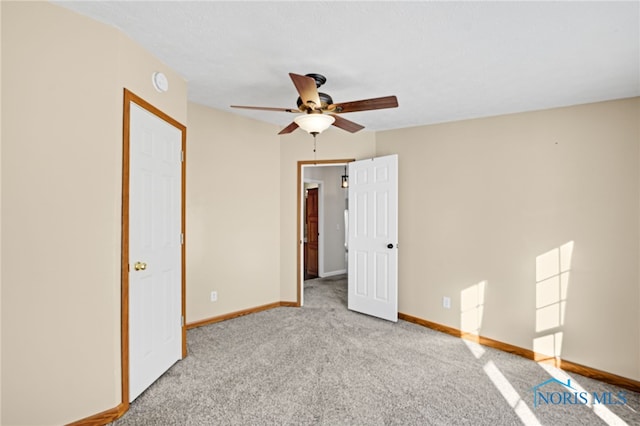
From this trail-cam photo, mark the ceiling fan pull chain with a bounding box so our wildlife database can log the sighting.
[313,133,317,160]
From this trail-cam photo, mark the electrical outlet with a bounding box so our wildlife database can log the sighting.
[210,291,217,302]
[443,296,451,309]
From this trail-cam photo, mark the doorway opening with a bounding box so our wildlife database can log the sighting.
[297,159,354,306]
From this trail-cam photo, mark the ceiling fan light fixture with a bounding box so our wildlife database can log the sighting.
[294,114,335,135]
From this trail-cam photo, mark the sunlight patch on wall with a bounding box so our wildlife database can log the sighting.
[460,280,487,358]
[533,241,573,360]
[460,280,487,336]
[533,332,564,360]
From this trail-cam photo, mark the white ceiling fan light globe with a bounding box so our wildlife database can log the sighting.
[294,114,335,134]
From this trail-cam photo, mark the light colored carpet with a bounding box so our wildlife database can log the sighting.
[112,275,639,425]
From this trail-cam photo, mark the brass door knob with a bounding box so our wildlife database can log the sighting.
[134,261,147,271]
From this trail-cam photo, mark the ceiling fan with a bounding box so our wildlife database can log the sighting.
[231,73,399,135]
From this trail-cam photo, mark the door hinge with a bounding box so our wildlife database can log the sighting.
[181,151,184,162]
[181,316,185,327]
[180,233,184,245]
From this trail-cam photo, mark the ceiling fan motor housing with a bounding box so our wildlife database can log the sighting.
[305,73,327,88]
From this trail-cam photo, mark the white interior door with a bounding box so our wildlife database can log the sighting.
[348,154,398,322]
[129,103,182,402]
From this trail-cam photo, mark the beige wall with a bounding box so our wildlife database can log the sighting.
[1,2,187,425]
[279,130,376,302]
[376,98,640,380]
[185,103,281,322]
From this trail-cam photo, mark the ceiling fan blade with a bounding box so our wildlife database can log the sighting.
[330,114,365,133]
[278,121,299,135]
[329,95,398,114]
[289,73,321,110]
[230,105,299,113]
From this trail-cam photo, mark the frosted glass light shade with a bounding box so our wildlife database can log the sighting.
[294,114,335,134]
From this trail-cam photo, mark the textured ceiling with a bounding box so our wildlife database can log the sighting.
[55,1,639,132]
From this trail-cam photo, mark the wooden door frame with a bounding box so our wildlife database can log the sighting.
[296,159,353,306]
[121,89,187,409]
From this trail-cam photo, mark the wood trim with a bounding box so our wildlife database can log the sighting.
[186,302,297,329]
[553,359,640,393]
[120,90,132,415]
[121,89,188,410]
[66,403,127,426]
[398,312,640,393]
[296,159,355,306]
